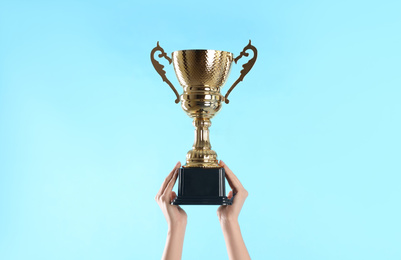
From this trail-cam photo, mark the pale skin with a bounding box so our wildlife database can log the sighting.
[155,160,250,260]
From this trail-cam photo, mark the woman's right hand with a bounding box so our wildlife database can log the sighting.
[155,161,187,229]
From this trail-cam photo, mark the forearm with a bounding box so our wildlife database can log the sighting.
[162,224,186,260]
[220,220,251,260]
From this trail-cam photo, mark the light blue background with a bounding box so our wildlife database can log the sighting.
[1,0,400,259]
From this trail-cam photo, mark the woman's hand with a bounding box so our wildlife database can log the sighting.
[217,160,249,223]
[156,162,187,260]
[217,160,251,260]
[155,161,187,228]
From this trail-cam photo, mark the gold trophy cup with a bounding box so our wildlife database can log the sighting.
[151,41,257,205]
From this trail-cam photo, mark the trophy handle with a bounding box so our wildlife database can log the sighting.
[224,40,258,104]
[150,42,180,104]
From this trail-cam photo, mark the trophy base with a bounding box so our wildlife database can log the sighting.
[172,196,233,205]
[171,167,233,206]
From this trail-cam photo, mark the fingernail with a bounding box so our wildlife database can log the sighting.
[176,161,180,167]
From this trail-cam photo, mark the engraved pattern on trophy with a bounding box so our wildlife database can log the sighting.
[172,50,233,119]
[150,42,180,104]
[224,40,258,104]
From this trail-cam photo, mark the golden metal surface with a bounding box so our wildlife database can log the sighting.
[172,49,233,120]
[225,40,258,104]
[150,42,180,103]
[150,41,257,168]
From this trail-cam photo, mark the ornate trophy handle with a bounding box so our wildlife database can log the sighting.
[150,42,180,104]
[224,40,258,104]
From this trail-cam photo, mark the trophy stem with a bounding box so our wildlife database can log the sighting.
[193,118,211,150]
[184,118,219,168]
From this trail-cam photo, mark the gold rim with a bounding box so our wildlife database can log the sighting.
[172,49,233,56]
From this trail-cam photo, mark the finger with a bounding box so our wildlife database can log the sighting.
[220,160,244,191]
[171,191,177,202]
[219,160,235,190]
[227,190,233,199]
[156,162,180,198]
[162,166,179,198]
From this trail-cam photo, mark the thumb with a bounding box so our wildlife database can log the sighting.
[171,191,177,202]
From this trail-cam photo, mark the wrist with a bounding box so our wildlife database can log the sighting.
[219,217,239,229]
[168,220,187,233]
[219,214,238,224]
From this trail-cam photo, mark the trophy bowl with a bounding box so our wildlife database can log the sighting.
[172,50,234,119]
